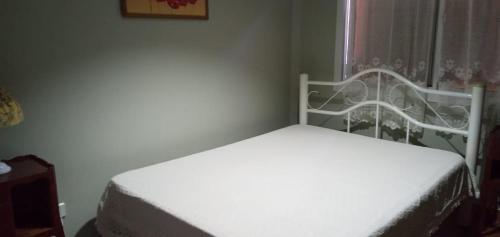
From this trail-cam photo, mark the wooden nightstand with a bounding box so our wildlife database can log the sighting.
[0,155,65,237]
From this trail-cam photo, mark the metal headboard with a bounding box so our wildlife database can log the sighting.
[299,68,485,184]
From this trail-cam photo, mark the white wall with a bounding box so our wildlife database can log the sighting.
[0,1,291,236]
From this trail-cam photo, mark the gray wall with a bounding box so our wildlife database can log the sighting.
[0,0,291,236]
[289,0,338,123]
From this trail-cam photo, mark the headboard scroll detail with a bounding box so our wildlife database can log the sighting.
[299,68,485,185]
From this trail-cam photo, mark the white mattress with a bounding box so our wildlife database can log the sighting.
[96,125,473,237]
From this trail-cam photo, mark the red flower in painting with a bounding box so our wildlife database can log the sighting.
[156,0,198,9]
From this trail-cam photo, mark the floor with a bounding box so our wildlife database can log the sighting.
[482,212,500,237]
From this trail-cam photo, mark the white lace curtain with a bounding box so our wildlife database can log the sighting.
[344,0,437,86]
[436,0,500,92]
[342,0,500,130]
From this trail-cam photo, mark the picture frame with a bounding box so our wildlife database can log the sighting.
[121,0,208,19]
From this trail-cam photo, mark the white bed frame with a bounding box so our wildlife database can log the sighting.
[299,68,485,187]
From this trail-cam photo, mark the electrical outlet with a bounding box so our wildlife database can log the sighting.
[59,202,66,219]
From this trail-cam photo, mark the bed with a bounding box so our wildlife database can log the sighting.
[96,69,485,237]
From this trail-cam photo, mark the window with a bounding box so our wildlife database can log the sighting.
[339,0,500,91]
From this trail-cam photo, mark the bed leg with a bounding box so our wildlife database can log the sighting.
[300,74,309,125]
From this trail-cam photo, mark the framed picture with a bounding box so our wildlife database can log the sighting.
[121,0,208,19]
